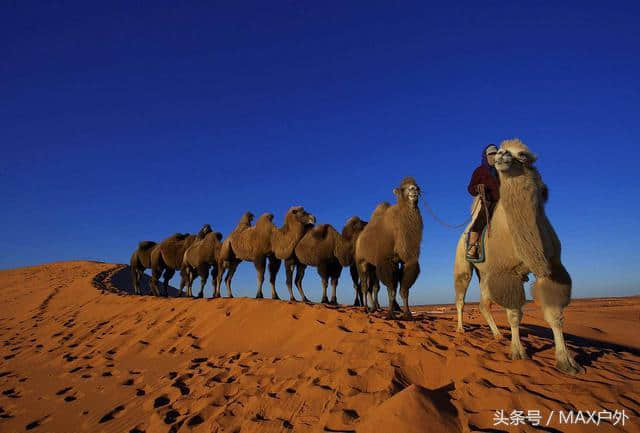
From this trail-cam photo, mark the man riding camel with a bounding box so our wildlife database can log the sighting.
[466,144,499,259]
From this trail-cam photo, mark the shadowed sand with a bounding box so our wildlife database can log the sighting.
[0,261,638,432]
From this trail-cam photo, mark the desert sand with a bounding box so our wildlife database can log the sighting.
[0,261,638,432]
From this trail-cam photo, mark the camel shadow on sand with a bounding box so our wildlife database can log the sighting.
[94,265,182,297]
[516,323,640,366]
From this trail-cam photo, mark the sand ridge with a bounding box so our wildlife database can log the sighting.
[0,261,638,432]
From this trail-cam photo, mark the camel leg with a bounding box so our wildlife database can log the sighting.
[150,267,162,297]
[163,269,175,297]
[330,277,339,305]
[254,256,266,299]
[349,265,361,306]
[533,269,582,374]
[210,266,218,299]
[479,283,502,339]
[506,308,527,360]
[454,235,473,332]
[371,275,380,311]
[399,261,419,320]
[215,261,226,298]
[225,261,238,298]
[318,262,330,304]
[377,260,398,320]
[454,270,473,333]
[268,256,281,300]
[541,305,582,374]
[356,262,370,313]
[179,269,188,297]
[329,263,341,305]
[284,258,296,301]
[197,264,208,298]
[294,263,309,302]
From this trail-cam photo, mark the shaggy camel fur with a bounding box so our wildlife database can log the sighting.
[294,217,368,305]
[150,224,212,297]
[130,241,157,295]
[355,177,423,319]
[453,138,581,375]
[271,206,316,302]
[180,231,223,298]
[216,212,281,298]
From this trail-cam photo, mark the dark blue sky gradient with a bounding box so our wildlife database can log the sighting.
[2,2,639,303]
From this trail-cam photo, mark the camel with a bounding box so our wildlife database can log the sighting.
[294,216,368,305]
[453,138,582,375]
[216,207,315,300]
[130,241,158,295]
[149,224,212,297]
[271,206,316,302]
[215,211,282,299]
[355,177,423,319]
[179,231,224,298]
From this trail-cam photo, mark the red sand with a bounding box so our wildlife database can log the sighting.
[0,261,638,432]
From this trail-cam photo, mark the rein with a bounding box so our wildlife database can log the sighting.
[420,196,473,230]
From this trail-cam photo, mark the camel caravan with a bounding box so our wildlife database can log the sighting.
[130,139,582,374]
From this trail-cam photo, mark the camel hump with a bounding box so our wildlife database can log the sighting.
[256,213,275,229]
[138,241,156,251]
[311,224,331,240]
[169,233,189,241]
[371,202,391,220]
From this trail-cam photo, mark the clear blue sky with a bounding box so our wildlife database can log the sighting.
[2,2,638,304]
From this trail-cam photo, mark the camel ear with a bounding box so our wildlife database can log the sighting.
[393,188,400,196]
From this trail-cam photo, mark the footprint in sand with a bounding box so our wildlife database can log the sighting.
[154,395,170,408]
[98,404,125,423]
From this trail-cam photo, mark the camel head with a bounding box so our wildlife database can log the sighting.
[342,216,368,240]
[393,177,421,207]
[197,224,213,239]
[239,212,255,225]
[495,139,538,176]
[287,206,316,228]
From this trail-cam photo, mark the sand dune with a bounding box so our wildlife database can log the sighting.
[0,261,638,432]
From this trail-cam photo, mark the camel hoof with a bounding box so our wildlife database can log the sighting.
[402,311,413,321]
[227,294,234,299]
[272,294,280,300]
[510,347,529,361]
[456,325,465,333]
[556,357,584,375]
[289,296,297,302]
[255,293,264,299]
[321,297,329,304]
[302,297,312,304]
[197,292,204,299]
[493,332,503,341]
[329,297,338,305]
[177,292,183,297]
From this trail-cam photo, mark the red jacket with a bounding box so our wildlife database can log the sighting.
[468,165,500,202]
